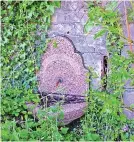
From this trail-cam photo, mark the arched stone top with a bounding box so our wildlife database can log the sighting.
[38,36,88,96]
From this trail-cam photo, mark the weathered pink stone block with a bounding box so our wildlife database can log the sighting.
[37,36,88,124]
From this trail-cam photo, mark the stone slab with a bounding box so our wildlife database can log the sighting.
[123,90,134,107]
[123,109,134,119]
[124,79,134,89]
[61,1,88,11]
[38,36,88,95]
[122,24,134,46]
[61,103,87,125]
[121,45,134,57]
[123,89,134,119]
[38,36,88,124]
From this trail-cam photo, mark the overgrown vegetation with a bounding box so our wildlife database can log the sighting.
[1,1,63,141]
[83,1,134,141]
[1,1,134,141]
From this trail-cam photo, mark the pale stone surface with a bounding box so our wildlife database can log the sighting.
[122,24,134,46]
[48,1,107,90]
[123,109,134,119]
[124,79,134,89]
[124,24,134,42]
[75,44,95,53]
[61,103,87,125]
[124,90,134,106]
[82,53,103,89]
[121,45,134,57]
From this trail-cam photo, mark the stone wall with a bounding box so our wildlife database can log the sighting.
[47,1,107,90]
[117,1,134,119]
[46,1,134,119]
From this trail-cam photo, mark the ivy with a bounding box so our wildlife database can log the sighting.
[1,1,62,141]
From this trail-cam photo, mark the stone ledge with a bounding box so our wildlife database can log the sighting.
[123,89,134,107]
[124,80,134,89]
[123,108,134,119]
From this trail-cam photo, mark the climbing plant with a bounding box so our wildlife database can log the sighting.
[1,1,63,141]
[82,1,134,141]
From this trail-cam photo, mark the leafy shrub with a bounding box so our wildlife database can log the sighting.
[1,1,62,141]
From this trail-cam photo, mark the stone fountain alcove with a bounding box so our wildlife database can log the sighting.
[33,1,134,123]
[46,0,134,119]
[38,36,89,124]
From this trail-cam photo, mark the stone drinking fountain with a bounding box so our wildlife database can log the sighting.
[37,36,89,124]
[27,1,134,124]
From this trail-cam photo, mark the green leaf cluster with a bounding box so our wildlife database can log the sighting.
[82,1,134,141]
[1,1,62,141]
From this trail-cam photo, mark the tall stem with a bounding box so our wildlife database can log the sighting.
[124,1,133,52]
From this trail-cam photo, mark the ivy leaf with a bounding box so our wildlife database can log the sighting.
[106,1,118,11]
[60,127,69,135]
[20,43,26,48]
[19,129,29,139]
[54,1,61,8]
[47,5,54,13]
[27,12,33,19]
[94,29,106,39]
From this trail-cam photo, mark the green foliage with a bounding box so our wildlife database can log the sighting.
[2,107,64,141]
[82,1,134,141]
[1,1,134,141]
[1,1,62,141]
[127,7,134,23]
[60,127,69,135]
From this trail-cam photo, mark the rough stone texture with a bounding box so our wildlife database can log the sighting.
[38,36,88,124]
[48,1,108,90]
[61,103,87,125]
[124,90,134,107]
[123,109,134,119]
[26,102,87,125]
[38,36,88,95]
[37,1,134,122]
[43,1,107,123]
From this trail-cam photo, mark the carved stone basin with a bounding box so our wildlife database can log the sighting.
[37,36,88,124]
